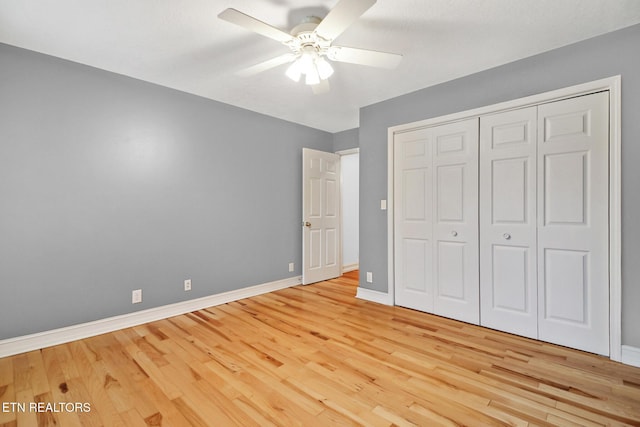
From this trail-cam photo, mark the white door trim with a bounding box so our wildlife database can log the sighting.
[387,76,622,362]
[336,148,360,156]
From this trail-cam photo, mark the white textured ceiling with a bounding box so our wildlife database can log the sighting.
[1,0,639,132]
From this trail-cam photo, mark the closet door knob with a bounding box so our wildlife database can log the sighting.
[451,231,458,237]
[503,233,511,240]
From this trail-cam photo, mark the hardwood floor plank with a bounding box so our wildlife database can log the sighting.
[11,355,32,394]
[2,272,639,426]
[13,389,37,427]
[118,408,149,427]
[407,402,470,427]
[172,381,237,426]
[40,349,84,427]
[94,337,160,419]
[221,369,319,425]
[0,358,12,389]
[372,404,420,427]
[0,384,16,425]
[230,396,279,427]
[123,343,182,401]
[193,376,262,427]
[170,397,210,427]
[33,392,61,427]
[0,356,15,426]
[23,353,48,398]
[135,378,192,427]
[284,373,376,426]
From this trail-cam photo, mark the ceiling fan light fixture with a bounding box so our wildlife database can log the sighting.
[286,53,331,86]
[298,52,315,72]
[285,60,303,82]
[316,57,334,80]
[305,66,320,85]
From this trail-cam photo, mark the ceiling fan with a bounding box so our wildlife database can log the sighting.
[218,0,402,94]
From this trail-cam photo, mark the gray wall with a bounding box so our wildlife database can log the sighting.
[333,128,359,152]
[0,43,333,340]
[359,24,640,347]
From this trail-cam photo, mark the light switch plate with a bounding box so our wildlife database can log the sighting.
[381,200,387,210]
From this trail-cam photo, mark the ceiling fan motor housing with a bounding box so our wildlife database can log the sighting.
[287,16,331,58]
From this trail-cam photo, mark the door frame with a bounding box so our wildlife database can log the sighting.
[336,148,360,274]
[386,76,622,361]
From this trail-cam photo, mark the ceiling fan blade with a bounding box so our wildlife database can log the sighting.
[314,0,376,41]
[218,8,294,43]
[328,46,402,69]
[236,53,297,77]
[311,79,330,95]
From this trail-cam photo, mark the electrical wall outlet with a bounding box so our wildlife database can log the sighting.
[366,272,373,283]
[381,199,387,210]
[132,289,142,304]
[288,262,294,272]
[184,279,192,291]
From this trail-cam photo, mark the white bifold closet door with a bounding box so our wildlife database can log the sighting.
[394,118,479,324]
[394,91,609,355]
[393,127,433,312]
[536,92,609,355]
[480,92,609,355]
[479,106,539,339]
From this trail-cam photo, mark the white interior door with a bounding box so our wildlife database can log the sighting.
[394,119,479,323]
[537,92,609,355]
[302,148,341,285]
[480,107,538,338]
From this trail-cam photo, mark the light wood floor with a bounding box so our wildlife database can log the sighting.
[1,271,640,426]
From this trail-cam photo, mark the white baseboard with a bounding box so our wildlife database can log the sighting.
[0,276,301,358]
[342,263,359,273]
[356,287,393,306]
[621,345,640,368]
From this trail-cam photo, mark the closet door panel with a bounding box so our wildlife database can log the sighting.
[432,119,479,324]
[491,245,530,312]
[537,92,609,356]
[480,107,538,338]
[394,129,434,312]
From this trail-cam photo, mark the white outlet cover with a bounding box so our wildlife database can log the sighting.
[184,279,192,291]
[132,289,142,304]
[381,200,387,210]
[366,272,373,283]
[288,263,294,272]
